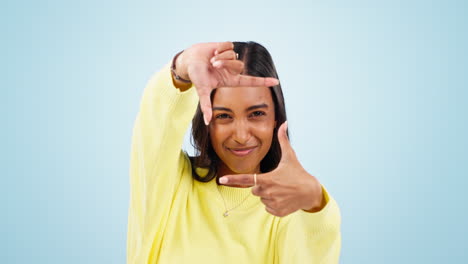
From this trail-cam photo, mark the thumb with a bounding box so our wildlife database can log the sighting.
[198,90,212,125]
[277,121,293,160]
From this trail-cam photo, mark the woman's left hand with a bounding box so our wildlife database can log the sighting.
[219,121,326,217]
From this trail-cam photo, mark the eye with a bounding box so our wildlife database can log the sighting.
[250,111,266,117]
[215,113,232,119]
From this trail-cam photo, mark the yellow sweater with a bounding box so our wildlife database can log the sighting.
[127,63,342,263]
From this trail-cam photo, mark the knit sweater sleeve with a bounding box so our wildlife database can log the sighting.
[276,186,342,263]
[127,63,199,263]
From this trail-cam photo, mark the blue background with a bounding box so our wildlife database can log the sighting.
[3,0,467,263]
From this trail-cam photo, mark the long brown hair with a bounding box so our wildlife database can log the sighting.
[190,41,288,182]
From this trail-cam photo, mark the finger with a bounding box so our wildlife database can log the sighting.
[265,206,280,216]
[219,174,254,187]
[251,185,262,196]
[212,60,244,75]
[260,197,274,206]
[212,59,279,87]
[215,41,234,55]
[198,90,212,125]
[219,173,266,187]
[210,50,237,63]
[236,75,279,88]
[252,185,272,198]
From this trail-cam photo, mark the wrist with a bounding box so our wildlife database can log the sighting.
[302,179,326,213]
[172,50,191,82]
[171,51,192,91]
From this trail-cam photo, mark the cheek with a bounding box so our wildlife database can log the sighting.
[256,124,276,147]
[209,126,229,147]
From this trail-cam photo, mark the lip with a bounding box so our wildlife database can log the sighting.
[227,146,257,157]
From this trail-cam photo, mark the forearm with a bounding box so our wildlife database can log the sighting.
[129,62,199,203]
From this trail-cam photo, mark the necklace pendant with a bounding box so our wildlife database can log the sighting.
[223,211,229,217]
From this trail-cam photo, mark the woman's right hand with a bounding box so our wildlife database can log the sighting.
[173,42,279,125]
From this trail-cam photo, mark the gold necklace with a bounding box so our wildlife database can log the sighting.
[216,185,251,217]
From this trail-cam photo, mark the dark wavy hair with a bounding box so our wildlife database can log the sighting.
[190,41,288,182]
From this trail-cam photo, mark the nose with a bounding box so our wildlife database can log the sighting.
[232,120,251,145]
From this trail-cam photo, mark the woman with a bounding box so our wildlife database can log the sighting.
[127,41,341,263]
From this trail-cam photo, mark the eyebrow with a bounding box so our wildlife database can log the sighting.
[212,103,269,112]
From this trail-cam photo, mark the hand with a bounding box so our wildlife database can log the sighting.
[175,41,279,125]
[219,122,325,217]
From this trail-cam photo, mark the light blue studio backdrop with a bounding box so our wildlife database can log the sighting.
[2,0,467,263]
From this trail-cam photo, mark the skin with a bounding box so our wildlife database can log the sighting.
[174,42,279,125]
[173,41,326,216]
[209,86,277,176]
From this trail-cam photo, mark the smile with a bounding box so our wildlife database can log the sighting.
[227,146,257,157]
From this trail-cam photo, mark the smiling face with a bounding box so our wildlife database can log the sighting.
[209,86,277,176]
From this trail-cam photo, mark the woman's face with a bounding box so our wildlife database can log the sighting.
[209,86,276,175]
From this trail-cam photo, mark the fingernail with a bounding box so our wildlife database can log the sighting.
[204,116,209,126]
[219,177,228,184]
[213,61,221,68]
[267,78,279,86]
